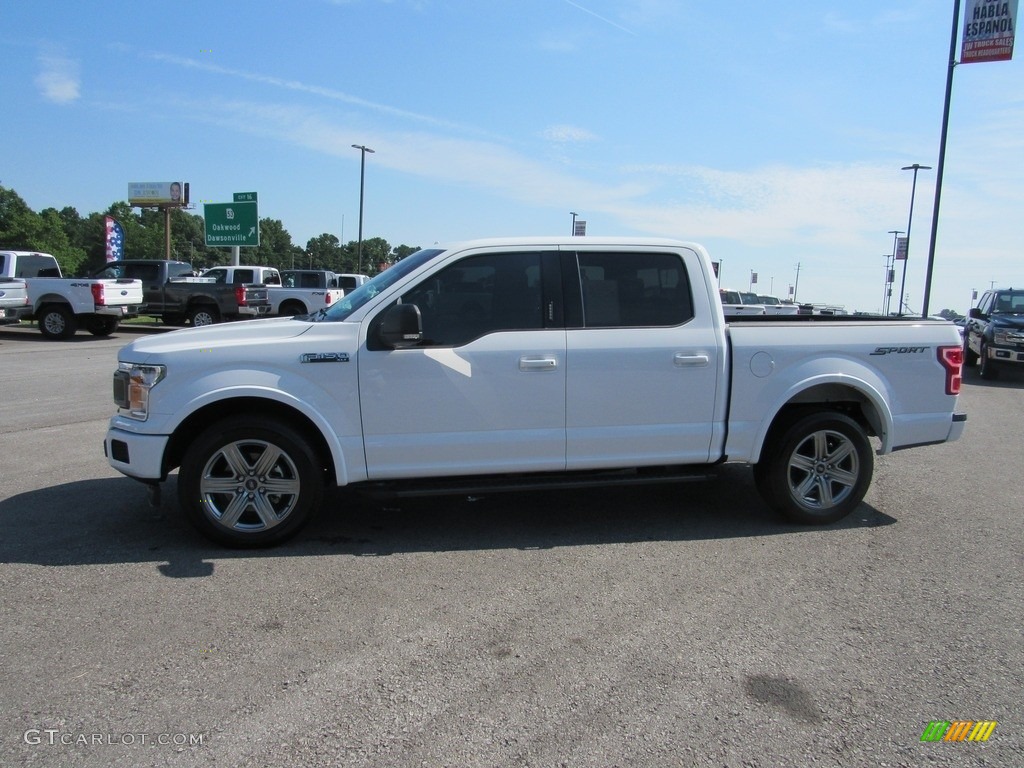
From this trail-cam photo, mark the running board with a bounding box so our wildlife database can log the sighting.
[354,465,717,500]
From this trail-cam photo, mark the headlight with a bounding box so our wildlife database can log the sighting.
[113,363,165,420]
[993,329,1009,345]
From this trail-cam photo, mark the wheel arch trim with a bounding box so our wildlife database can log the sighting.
[747,374,893,463]
[162,388,354,485]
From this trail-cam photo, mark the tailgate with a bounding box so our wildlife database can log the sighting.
[98,279,144,305]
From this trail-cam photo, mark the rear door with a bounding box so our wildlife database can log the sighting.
[359,248,568,479]
[563,246,722,468]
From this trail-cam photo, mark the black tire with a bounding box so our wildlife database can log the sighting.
[978,341,999,380]
[754,411,873,525]
[38,304,78,340]
[278,300,307,317]
[178,416,324,547]
[86,316,120,336]
[188,305,220,327]
[963,336,978,367]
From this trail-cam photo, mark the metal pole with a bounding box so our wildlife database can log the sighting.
[352,144,375,274]
[898,164,931,317]
[886,230,904,315]
[570,211,578,235]
[164,207,172,261]
[921,0,961,319]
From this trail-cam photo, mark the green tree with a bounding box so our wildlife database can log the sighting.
[0,185,42,249]
[355,236,392,275]
[0,187,84,273]
[305,233,343,271]
[250,218,303,271]
[391,244,421,264]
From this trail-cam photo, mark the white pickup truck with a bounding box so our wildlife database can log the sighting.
[268,269,345,316]
[1,250,144,339]
[104,237,966,547]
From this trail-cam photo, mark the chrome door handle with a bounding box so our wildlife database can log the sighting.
[674,353,709,367]
[519,356,558,371]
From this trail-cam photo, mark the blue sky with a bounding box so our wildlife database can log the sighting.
[2,0,1021,314]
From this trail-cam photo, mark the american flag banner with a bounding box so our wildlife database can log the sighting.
[105,216,124,262]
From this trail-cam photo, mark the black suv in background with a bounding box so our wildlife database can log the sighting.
[965,288,1024,379]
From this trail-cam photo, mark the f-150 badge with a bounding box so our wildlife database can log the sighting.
[300,352,350,363]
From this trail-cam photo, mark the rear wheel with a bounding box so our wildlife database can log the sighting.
[38,304,77,340]
[178,416,324,547]
[278,300,308,316]
[754,411,872,525]
[188,305,220,327]
[86,316,120,336]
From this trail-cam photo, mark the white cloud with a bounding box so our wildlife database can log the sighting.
[540,124,599,143]
[35,50,80,104]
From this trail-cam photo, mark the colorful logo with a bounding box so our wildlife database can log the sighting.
[921,720,997,742]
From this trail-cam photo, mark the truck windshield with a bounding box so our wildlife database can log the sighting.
[316,249,445,322]
[992,291,1024,313]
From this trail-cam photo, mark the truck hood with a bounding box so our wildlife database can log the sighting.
[121,316,317,359]
[990,313,1024,330]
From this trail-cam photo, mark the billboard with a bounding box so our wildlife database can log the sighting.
[128,181,187,206]
[961,0,1018,63]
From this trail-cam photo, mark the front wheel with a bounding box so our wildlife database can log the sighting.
[178,416,324,547]
[754,411,873,524]
[86,316,120,336]
[978,341,1000,380]
[38,304,78,340]
[963,336,978,367]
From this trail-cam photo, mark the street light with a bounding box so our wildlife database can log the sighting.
[897,164,931,317]
[885,230,904,315]
[351,144,375,273]
[570,211,578,236]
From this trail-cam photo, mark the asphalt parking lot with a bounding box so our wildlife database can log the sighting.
[1,323,1021,767]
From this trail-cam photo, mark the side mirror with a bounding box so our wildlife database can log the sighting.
[377,303,423,348]
[969,307,983,319]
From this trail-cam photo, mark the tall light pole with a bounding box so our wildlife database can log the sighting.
[898,164,931,317]
[570,211,578,236]
[886,230,904,315]
[351,144,375,273]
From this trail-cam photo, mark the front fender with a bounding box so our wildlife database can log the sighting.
[147,366,363,485]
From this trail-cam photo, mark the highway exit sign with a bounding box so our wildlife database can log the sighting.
[204,201,259,247]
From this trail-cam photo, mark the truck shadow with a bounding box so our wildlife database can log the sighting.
[962,366,1024,388]
[0,466,894,576]
[0,324,172,343]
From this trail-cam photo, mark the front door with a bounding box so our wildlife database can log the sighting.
[359,249,567,479]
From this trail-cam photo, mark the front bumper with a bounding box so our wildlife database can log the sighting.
[987,345,1024,364]
[104,424,170,481]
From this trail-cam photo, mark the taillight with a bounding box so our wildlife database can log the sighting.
[325,293,332,305]
[91,283,105,306]
[235,285,247,306]
[938,345,963,395]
